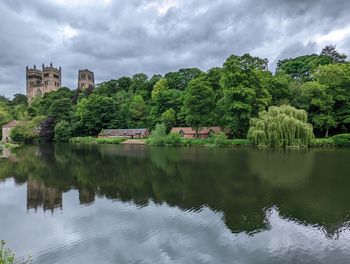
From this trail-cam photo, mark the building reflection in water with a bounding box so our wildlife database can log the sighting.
[79,187,95,205]
[26,177,96,212]
[27,177,63,212]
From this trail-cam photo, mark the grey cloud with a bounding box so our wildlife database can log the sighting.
[1,0,350,97]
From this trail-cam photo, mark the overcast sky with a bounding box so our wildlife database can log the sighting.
[1,0,350,97]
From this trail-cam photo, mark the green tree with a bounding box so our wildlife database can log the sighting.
[183,77,215,137]
[220,54,271,137]
[129,95,147,128]
[316,63,350,133]
[276,54,331,80]
[297,81,336,137]
[54,120,72,142]
[321,45,347,63]
[11,94,28,106]
[268,72,293,105]
[48,98,73,122]
[75,94,118,135]
[161,108,176,132]
[247,105,314,147]
[165,68,204,90]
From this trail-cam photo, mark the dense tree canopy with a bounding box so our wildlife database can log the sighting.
[1,45,349,143]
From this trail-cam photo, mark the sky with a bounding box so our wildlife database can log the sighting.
[1,0,350,98]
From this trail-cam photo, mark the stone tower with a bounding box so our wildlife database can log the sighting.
[26,63,61,99]
[78,69,94,90]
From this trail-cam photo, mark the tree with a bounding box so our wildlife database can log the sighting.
[268,72,293,105]
[316,63,350,133]
[247,105,314,147]
[48,98,73,122]
[298,82,336,137]
[161,108,176,132]
[276,54,331,80]
[11,94,28,106]
[39,117,55,142]
[129,95,147,128]
[75,94,118,135]
[183,77,215,137]
[220,54,271,137]
[321,45,347,63]
[165,68,204,90]
[54,120,72,142]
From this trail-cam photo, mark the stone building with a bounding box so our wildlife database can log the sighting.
[170,127,230,139]
[1,120,19,143]
[78,69,94,90]
[26,63,61,99]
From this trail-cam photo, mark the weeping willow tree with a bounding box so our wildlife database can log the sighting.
[247,105,314,147]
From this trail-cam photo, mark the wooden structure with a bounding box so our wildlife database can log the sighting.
[98,129,150,139]
[170,127,228,139]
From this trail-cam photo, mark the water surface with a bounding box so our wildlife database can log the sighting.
[1,144,350,263]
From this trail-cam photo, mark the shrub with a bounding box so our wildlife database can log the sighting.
[147,123,167,146]
[310,138,335,147]
[165,133,182,146]
[210,132,230,147]
[0,241,14,264]
[331,133,350,147]
[54,121,72,142]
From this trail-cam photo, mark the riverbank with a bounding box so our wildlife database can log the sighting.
[69,137,127,144]
[0,143,20,159]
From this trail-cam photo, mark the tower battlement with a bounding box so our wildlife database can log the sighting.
[26,63,62,99]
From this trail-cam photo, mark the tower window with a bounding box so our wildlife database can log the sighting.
[44,73,49,77]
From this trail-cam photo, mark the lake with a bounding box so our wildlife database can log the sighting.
[0,144,350,263]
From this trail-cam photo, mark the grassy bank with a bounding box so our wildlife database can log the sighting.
[69,137,127,144]
[0,240,31,264]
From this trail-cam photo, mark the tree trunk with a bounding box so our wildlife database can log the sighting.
[196,128,199,138]
[325,129,329,138]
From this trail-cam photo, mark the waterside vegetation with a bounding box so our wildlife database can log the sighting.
[1,45,350,148]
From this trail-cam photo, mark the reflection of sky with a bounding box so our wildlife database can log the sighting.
[1,179,350,264]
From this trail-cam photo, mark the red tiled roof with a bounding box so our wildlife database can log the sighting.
[99,129,150,137]
[170,127,225,135]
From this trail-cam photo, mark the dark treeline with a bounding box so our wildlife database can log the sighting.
[1,45,350,142]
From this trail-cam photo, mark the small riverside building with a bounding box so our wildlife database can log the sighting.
[170,127,229,139]
[98,129,150,139]
[1,120,18,143]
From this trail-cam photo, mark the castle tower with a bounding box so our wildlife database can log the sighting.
[26,63,62,100]
[78,69,94,90]
[42,63,62,93]
[26,65,43,98]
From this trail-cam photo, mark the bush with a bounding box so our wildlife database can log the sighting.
[0,241,14,264]
[147,123,167,146]
[332,133,350,147]
[210,132,230,147]
[54,121,72,142]
[10,123,36,144]
[165,133,182,146]
[310,138,335,147]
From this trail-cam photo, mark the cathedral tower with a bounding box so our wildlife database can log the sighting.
[78,69,94,90]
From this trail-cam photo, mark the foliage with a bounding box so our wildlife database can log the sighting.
[0,240,31,264]
[69,137,126,144]
[183,77,215,136]
[321,45,347,63]
[331,133,350,147]
[48,98,73,122]
[220,53,271,137]
[146,123,167,146]
[75,94,118,135]
[54,121,72,142]
[39,117,55,142]
[161,108,176,132]
[248,105,314,147]
[0,241,14,264]
[276,54,331,80]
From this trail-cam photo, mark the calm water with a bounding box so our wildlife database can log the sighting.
[1,144,350,264]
